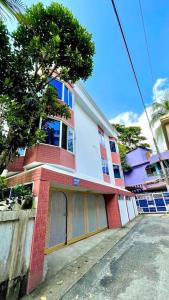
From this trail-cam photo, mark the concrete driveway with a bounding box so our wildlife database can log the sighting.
[63,215,169,300]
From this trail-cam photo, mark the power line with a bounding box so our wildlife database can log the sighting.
[110,0,154,143]
[138,0,154,84]
[110,0,169,190]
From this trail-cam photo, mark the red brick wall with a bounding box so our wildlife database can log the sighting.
[24,144,75,170]
[8,156,25,172]
[111,152,121,164]
[105,194,122,228]
[115,178,125,187]
[60,109,74,128]
[103,174,110,183]
[7,167,132,294]
[27,179,50,293]
[100,144,107,160]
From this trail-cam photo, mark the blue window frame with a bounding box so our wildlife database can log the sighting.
[64,86,69,106]
[49,78,62,99]
[42,119,60,146]
[109,141,116,153]
[64,86,73,108]
[113,164,121,179]
[69,92,73,109]
[102,159,109,175]
[68,127,74,152]
[49,78,73,109]
[42,118,74,153]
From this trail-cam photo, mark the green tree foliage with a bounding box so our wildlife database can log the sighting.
[118,143,131,173]
[114,124,151,172]
[151,100,169,125]
[0,3,95,173]
[114,124,150,152]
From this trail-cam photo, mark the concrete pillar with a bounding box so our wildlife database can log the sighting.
[27,180,50,293]
[105,194,122,228]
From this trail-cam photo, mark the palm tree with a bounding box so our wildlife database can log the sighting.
[151,100,169,125]
[0,0,24,21]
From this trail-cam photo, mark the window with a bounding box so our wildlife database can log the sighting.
[62,123,67,150]
[109,141,116,153]
[98,131,105,147]
[50,78,62,99]
[42,118,74,152]
[42,119,60,146]
[145,165,156,176]
[49,78,73,109]
[102,159,109,175]
[113,164,121,178]
[68,127,74,152]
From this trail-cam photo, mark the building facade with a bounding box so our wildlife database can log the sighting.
[124,147,169,193]
[7,80,135,293]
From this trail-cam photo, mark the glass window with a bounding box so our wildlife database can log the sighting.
[69,91,73,109]
[109,141,116,153]
[68,127,73,152]
[102,159,109,175]
[64,86,69,105]
[42,119,60,146]
[62,123,67,150]
[113,164,121,178]
[49,78,63,99]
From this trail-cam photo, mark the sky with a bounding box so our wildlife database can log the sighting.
[6,0,169,135]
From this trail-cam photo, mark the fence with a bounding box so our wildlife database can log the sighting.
[135,192,169,213]
[0,209,35,300]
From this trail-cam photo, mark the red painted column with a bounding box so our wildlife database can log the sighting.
[105,194,122,228]
[27,179,50,293]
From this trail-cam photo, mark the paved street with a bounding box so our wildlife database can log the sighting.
[63,215,169,300]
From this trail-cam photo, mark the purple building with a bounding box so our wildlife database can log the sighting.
[124,147,169,193]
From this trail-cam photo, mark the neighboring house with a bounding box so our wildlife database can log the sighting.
[124,146,169,193]
[160,113,169,150]
[6,79,135,293]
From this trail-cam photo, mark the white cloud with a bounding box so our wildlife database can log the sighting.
[153,78,169,103]
[110,78,169,152]
[109,111,139,126]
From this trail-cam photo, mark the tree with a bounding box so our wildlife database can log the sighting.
[114,124,150,152]
[151,100,169,125]
[0,0,24,21]
[113,124,150,172]
[0,3,95,174]
[118,143,131,172]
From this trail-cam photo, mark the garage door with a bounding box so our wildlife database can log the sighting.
[47,192,67,251]
[72,192,85,239]
[46,191,108,253]
[118,195,129,226]
[126,197,135,220]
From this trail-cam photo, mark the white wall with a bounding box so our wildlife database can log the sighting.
[74,102,103,181]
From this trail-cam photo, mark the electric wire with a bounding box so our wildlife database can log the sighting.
[110,0,155,140]
[110,0,169,188]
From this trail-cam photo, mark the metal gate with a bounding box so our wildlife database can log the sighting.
[126,196,135,220]
[136,192,169,213]
[118,195,129,226]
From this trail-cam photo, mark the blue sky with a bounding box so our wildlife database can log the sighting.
[6,0,169,121]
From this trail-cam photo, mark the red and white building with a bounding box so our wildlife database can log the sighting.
[7,80,137,292]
